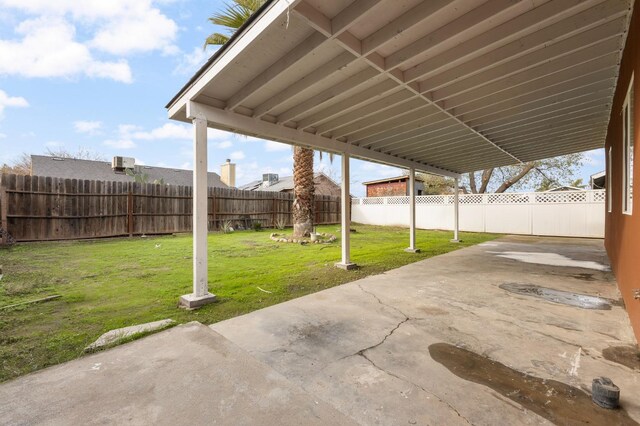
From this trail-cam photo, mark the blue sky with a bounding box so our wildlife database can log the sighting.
[0,0,605,196]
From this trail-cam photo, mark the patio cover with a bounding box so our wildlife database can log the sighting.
[167,0,634,307]
[167,0,634,177]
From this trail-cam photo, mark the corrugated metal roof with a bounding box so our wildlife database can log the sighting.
[168,0,633,177]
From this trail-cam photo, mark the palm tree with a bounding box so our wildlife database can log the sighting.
[206,0,316,238]
[204,0,267,47]
[292,147,315,237]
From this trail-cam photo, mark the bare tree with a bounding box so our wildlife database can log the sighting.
[1,153,32,175]
[2,148,107,176]
[463,153,585,194]
[45,147,106,161]
[415,173,455,195]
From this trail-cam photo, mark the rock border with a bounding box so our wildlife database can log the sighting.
[270,232,336,244]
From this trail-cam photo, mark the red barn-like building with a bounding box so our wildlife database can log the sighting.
[363,175,425,197]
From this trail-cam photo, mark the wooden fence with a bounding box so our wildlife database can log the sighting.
[0,174,341,243]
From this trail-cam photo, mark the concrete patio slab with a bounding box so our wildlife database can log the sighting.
[0,322,355,426]
[1,236,638,425]
[211,235,640,425]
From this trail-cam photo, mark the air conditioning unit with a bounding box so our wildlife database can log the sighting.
[262,173,279,187]
[112,156,135,170]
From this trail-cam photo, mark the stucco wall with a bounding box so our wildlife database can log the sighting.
[605,4,640,342]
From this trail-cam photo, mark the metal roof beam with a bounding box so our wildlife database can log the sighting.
[296,80,402,129]
[415,2,628,90]
[403,0,603,83]
[187,101,460,178]
[464,83,614,126]
[294,1,524,163]
[323,97,427,138]
[454,67,617,117]
[276,68,379,124]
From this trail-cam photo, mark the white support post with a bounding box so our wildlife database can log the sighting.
[336,153,357,270]
[451,177,460,243]
[405,168,420,253]
[180,117,217,308]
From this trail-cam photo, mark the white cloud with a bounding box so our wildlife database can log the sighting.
[0,89,28,118]
[74,120,102,134]
[121,123,234,142]
[104,139,136,149]
[0,17,132,82]
[0,133,6,139]
[583,149,604,167]
[118,124,141,135]
[0,0,178,82]
[216,140,233,149]
[173,46,210,75]
[132,122,191,140]
[265,141,290,152]
[208,128,231,140]
[229,150,245,160]
[89,7,178,56]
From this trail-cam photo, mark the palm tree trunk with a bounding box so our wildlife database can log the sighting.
[292,146,314,238]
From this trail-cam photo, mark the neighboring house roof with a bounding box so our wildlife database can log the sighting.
[590,171,606,189]
[362,175,424,185]
[239,172,328,192]
[239,175,295,192]
[545,186,585,192]
[31,155,228,188]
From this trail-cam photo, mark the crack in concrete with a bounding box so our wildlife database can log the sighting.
[342,288,472,424]
[357,350,472,425]
[357,317,411,356]
[357,283,411,319]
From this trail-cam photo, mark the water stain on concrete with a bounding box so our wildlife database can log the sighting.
[603,345,640,370]
[570,273,596,281]
[429,343,639,426]
[418,306,449,316]
[490,251,610,271]
[500,283,614,310]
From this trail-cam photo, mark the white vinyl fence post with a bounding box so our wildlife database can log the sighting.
[405,168,420,253]
[451,178,460,242]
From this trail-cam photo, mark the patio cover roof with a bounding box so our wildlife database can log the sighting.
[167,0,634,178]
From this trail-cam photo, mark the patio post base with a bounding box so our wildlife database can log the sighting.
[450,239,460,243]
[404,248,421,253]
[335,262,358,271]
[179,292,217,309]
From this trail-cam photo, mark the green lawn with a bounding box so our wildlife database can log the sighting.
[0,224,498,382]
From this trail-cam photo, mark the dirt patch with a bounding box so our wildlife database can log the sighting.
[429,343,638,425]
[603,346,640,371]
[500,283,614,310]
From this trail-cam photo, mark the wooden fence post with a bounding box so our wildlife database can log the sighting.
[212,190,217,231]
[272,198,276,228]
[0,185,7,245]
[127,190,134,237]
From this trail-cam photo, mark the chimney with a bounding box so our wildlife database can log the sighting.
[220,159,236,187]
[262,173,279,187]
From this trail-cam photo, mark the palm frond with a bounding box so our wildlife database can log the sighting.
[205,0,267,47]
[318,151,335,164]
[204,33,229,47]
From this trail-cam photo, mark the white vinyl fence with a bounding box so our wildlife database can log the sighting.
[352,190,605,238]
